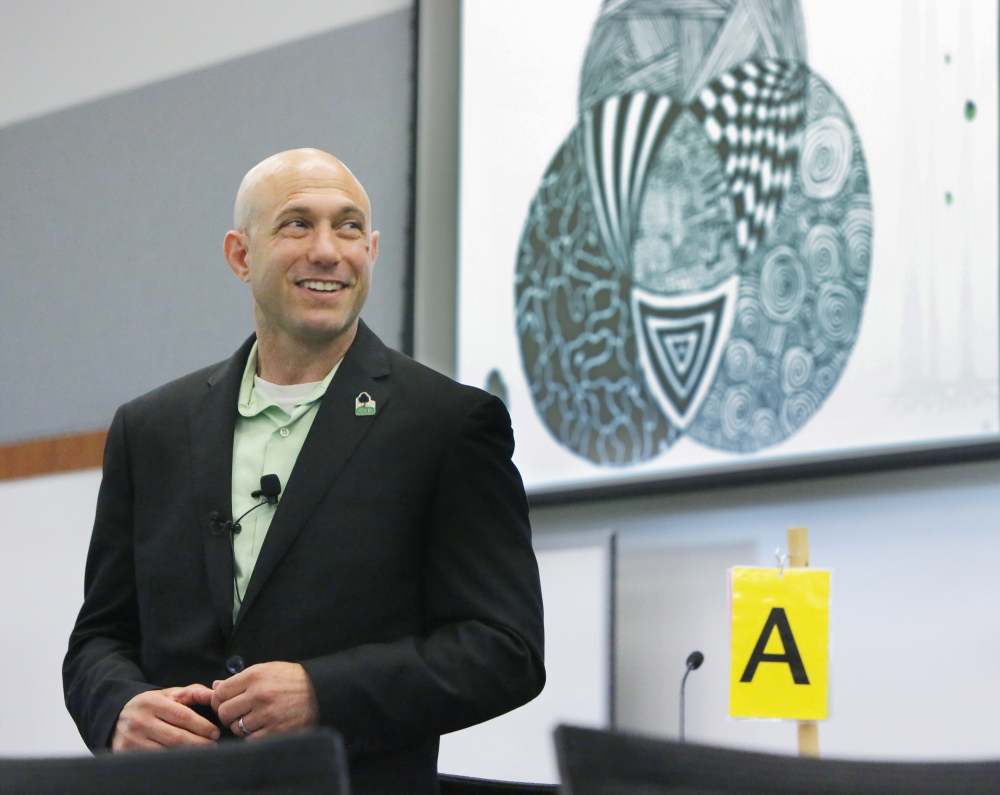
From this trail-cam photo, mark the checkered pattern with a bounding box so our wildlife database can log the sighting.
[691,59,807,259]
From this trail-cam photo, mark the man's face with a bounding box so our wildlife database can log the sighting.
[229,154,379,348]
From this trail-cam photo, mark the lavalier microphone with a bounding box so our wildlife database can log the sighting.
[210,475,283,608]
[210,475,283,535]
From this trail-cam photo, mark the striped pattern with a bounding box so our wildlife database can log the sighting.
[583,91,680,272]
[582,60,806,272]
[691,59,808,259]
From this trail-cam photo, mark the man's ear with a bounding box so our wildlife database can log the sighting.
[224,230,251,282]
[370,230,379,265]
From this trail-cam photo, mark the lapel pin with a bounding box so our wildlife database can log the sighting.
[355,392,376,416]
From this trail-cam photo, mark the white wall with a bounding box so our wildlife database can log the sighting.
[13,454,1000,763]
[8,457,1000,762]
[533,458,1000,760]
[439,535,613,783]
[0,470,99,756]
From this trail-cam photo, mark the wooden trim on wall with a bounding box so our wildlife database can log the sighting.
[0,430,107,482]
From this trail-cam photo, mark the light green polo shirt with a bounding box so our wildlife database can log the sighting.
[231,342,341,620]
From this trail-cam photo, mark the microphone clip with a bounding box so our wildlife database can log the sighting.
[209,476,280,536]
[250,488,278,505]
[209,511,241,535]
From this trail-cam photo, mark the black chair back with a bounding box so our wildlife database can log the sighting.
[555,724,1000,795]
[439,772,558,794]
[0,730,348,795]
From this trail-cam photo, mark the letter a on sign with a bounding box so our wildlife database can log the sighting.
[729,567,830,720]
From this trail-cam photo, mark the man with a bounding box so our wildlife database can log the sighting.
[63,149,545,793]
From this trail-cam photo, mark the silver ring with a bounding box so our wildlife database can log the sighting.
[238,716,253,735]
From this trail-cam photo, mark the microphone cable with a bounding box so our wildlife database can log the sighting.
[210,475,282,607]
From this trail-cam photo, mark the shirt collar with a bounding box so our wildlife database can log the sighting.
[237,341,341,418]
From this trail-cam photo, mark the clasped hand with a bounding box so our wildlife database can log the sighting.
[111,662,318,751]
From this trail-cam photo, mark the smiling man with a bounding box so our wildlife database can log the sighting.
[226,150,377,382]
[63,149,545,794]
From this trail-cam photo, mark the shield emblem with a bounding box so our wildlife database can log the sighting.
[355,392,376,416]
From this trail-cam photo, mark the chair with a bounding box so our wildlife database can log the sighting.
[439,773,559,794]
[555,724,1000,795]
[0,729,348,795]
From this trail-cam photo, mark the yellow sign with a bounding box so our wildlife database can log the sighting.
[729,567,830,720]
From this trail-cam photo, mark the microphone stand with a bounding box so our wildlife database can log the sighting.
[679,651,704,743]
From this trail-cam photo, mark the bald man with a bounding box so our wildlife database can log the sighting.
[64,149,545,794]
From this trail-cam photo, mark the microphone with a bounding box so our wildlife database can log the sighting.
[252,474,282,504]
[210,475,283,608]
[679,650,704,743]
[210,475,283,534]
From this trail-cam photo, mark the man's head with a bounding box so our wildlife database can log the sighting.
[224,148,378,354]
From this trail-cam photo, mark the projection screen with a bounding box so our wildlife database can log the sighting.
[457,0,1000,498]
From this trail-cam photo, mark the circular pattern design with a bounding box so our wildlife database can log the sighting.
[516,64,871,463]
[760,246,808,323]
[805,78,836,122]
[725,339,756,382]
[780,390,821,435]
[781,347,815,393]
[735,297,768,347]
[751,408,782,447]
[722,385,757,440]
[803,224,844,282]
[800,116,853,199]
[814,365,838,393]
[816,283,860,345]
[843,206,874,283]
[515,127,676,466]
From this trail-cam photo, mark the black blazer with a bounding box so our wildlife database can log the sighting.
[64,321,545,794]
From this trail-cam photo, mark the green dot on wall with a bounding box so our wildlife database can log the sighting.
[965,100,977,121]
[945,192,953,206]
[945,53,951,64]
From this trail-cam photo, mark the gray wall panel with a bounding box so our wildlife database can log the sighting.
[0,9,413,445]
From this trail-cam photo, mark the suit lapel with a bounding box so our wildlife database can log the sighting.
[235,321,392,626]
[191,335,254,641]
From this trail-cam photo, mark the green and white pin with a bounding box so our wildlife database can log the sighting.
[355,392,376,416]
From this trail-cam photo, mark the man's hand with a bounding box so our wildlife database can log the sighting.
[111,685,219,751]
[211,661,319,740]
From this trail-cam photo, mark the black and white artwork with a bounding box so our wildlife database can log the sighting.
[460,0,998,494]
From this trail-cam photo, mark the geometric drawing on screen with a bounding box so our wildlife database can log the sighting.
[515,1,872,464]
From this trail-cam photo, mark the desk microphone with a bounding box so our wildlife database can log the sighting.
[679,650,704,743]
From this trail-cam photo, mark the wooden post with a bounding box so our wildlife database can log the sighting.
[787,526,819,758]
